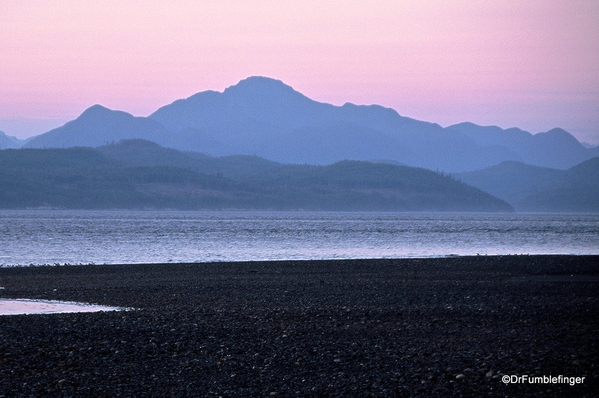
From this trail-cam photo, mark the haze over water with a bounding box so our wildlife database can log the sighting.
[1,210,597,266]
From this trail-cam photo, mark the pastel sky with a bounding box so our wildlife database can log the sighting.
[1,1,598,144]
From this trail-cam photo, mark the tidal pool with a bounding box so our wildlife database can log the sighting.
[0,298,129,315]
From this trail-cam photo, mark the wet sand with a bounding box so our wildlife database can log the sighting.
[0,255,597,397]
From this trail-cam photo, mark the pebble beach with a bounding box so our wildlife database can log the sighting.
[0,255,597,397]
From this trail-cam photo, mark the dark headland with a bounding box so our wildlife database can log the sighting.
[1,255,597,397]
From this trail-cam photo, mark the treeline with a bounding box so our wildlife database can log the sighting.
[0,140,513,211]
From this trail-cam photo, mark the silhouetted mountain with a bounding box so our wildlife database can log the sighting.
[1,140,513,212]
[446,123,599,169]
[0,146,230,209]
[0,131,26,149]
[24,105,172,149]
[459,158,599,212]
[18,77,599,172]
[149,77,490,170]
[95,139,282,179]
[149,77,597,171]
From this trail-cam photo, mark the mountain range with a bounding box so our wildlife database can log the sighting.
[0,140,513,212]
[458,158,599,212]
[20,76,599,173]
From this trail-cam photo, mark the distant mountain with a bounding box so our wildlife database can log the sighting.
[446,122,599,170]
[1,140,513,212]
[148,76,510,171]
[0,131,26,149]
[18,76,599,172]
[458,158,599,212]
[0,146,227,209]
[24,105,172,149]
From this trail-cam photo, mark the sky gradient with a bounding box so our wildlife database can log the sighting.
[1,1,598,144]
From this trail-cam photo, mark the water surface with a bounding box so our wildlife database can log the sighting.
[0,299,127,315]
[0,210,597,266]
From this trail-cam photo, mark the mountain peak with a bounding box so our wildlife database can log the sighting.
[223,76,304,99]
[542,127,571,137]
[76,105,134,123]
[228,75,288,89]
[535,127,582,146]
[79,104,112,116]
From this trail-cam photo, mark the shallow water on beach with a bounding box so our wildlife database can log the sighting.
[0,299,127,315]
[0,210,597,266]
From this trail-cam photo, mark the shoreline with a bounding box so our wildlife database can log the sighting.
[1,255,597,396]
[2,252,598,268]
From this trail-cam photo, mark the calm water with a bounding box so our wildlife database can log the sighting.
[0,299,128,316]
[0,210,597,266]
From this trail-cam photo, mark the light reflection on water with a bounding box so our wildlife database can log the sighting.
[0,299,127,315]
[0,210,597,266]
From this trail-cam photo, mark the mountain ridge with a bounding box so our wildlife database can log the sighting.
[19,76,599,172]
[458,158,599,212]
[2,140,514,212]
[0,131,27,149]
[25,105,172,148]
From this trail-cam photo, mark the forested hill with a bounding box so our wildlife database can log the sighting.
[459,158,599,212]
[0,140,513,212]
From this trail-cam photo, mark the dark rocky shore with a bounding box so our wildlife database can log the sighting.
[0,255,597,397]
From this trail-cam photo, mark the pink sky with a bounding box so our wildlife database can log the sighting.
[1,1,598,144]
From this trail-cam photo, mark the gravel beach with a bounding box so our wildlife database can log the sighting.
[0,255,597,397]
